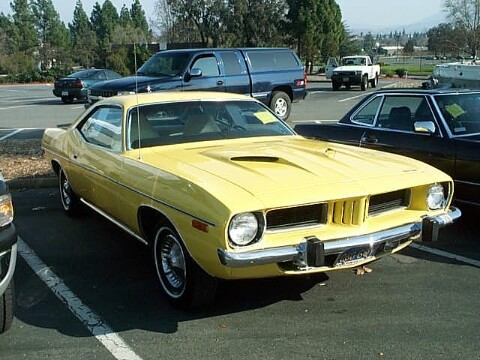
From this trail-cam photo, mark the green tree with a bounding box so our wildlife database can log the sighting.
[70,0,98,68]
[403,38,415,55]
[10,0,38,54]
[130,0,149,35]
[119,4,133,28]
[32,0,71,70]
[444,0,480,57]
[286,0,342,70]
[338,23,362,58]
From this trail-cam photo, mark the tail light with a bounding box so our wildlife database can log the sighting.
[71,80,84,88]
[295,72,307,87]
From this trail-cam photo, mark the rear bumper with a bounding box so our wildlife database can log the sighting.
[218,207,461,269]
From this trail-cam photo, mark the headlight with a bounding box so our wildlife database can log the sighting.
[228,212,259,246]
[333,71,339,76]
[355,71,362,75]
[427,183,446,210]
[0,193,14,227]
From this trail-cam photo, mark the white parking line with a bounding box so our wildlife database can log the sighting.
[18,238,144,360]
[410,243,480,268]
[338,94,367,102]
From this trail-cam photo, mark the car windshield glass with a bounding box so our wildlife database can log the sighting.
[137,52,190,77]
[127,100,294,149]
[342,57,366,65]
[70,70,97,79]
[435,93,480,136]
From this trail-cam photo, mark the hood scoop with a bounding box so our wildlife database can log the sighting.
[231,156,280,163]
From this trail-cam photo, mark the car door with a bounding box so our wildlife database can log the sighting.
[183,53,226,92]
[74,105,126,215]
[355,94,456,177]
[325,57,338,79]
[217,50,250,96]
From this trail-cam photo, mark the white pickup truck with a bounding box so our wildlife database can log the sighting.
[326,56,380,91]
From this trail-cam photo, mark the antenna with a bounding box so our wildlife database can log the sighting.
[134,42,142,160]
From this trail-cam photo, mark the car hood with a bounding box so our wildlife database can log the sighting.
[137,136,447,206]
[334,66,363,72]
[89,75,179,91]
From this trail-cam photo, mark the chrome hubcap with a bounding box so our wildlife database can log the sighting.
[159,233,186,293]
[61,174,71,208]
[275,99,287,117]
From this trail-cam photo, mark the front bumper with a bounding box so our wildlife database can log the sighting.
[332,74,362,85]
[218,207,461,269]
[0,223,17,295]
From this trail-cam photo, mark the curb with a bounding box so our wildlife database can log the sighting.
[7,176,57,189]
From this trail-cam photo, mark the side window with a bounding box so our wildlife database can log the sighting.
[247,52,275,70]
[79,107,123,151]
[191,55,220,77]
[219,52,244,75]
[351,96,382,126]
[274,51,298,68]
[377,96,424,132]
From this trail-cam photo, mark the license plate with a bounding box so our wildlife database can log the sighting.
[334,246,372,267]
[343,77,349,82]
[62,91,69,96]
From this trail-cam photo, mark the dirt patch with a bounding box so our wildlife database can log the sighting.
[0,139,54,181]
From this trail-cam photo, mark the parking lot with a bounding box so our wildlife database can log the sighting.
[1,82,479,359]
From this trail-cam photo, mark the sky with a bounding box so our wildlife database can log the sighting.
[0,0,446,32]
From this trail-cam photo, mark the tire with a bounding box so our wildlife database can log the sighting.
[269,91,291,121]
[370,74,378,88]
[0,280,15,334]
[332,82,341,91]
[360,75,368,91]
[61,96,74,104]
[59,169,81,216]
[153,226,217,309]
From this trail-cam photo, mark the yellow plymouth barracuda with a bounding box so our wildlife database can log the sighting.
[42,92,461,308]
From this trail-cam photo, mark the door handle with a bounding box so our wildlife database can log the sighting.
[72,152,79,160]
[217,80,224,86]
[360,135,378,144]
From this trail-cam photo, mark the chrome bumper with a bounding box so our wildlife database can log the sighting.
[218,207,461,269]
[0,243,17,294]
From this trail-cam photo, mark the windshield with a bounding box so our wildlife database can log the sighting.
[342,57,366,66]
[127,100,294,149]
[435,93,480,136]
[137,52,190,77]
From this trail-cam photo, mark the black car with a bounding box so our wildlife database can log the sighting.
[53,68,123,103]
[295,89,480,205]
[0,173,17,333]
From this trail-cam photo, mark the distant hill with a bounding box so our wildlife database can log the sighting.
[349,11,446,34]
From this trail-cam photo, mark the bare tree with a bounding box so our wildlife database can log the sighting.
[444,0,480,57]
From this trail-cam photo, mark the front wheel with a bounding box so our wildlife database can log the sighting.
[153,226,217,309]
[269,91,291,121]
[360,75,368,91]
[59,169,81,216]
[0,280,14,334]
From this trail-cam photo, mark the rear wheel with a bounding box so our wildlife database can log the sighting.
[0,280,15,334]
[59,169,81,216]
[153,226,217,309]
[269,91,291,121]
[370,74,378,88]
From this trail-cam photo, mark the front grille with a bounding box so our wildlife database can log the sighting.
[332,198,366,225]
[368,189,410,216]
[89,89,117,98]
[338,71,356,76]
[266,203,327,231]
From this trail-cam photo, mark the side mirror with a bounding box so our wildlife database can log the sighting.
[414,121,436,134]
[190,68,202,78]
